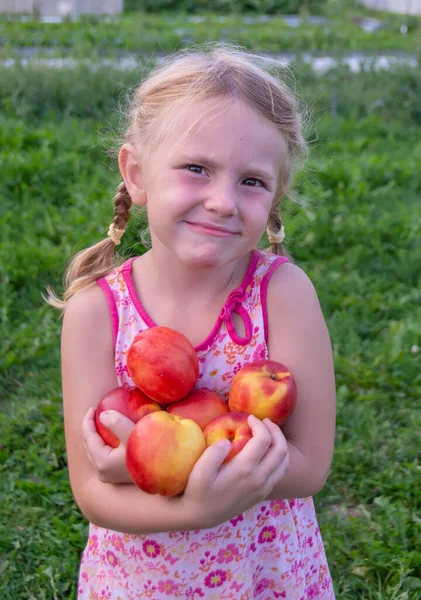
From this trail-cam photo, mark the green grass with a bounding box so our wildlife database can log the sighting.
[1,60,420,599]
[1,7,421,57]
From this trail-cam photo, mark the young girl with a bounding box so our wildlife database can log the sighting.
[53,44,336,599]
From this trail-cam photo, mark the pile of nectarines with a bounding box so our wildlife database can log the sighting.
[95,326,297,497]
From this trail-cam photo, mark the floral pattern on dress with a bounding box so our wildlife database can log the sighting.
[78,249,335,599]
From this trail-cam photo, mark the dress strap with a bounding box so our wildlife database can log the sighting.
[261,256,289,343]
[96,258,137,353]
[122,256,137,273]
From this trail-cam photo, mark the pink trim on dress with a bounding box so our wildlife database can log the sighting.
[260,256,289,343]
[97,277,119,350]
[122,250,260,352]
[122,257,156,329]
[196,250,259,351]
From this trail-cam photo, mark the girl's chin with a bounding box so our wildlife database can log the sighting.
[181,246,231,270]
[185,255,222,270]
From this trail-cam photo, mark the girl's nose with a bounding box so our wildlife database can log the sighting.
[203,183,238,216]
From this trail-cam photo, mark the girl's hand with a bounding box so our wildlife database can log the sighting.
[82,408,135,484]
[182,414,289,529]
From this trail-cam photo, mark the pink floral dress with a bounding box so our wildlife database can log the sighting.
[78,248,335,599]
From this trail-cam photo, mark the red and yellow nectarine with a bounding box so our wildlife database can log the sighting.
[203,411,252,464]
[127,326,199,405]
[228,360,297,425]
[95,386,161,448]
[126,411,206,496]
[167,388,228,430]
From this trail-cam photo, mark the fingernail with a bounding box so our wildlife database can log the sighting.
[219,440,231,451]
[100,410,116,424]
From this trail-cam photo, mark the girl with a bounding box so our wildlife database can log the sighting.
[52,44,336,599]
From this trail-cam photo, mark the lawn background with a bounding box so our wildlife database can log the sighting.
[0,2,421,599]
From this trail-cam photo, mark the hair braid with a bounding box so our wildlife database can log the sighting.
[113,182,132,230]
[266,205,285,257]
[107,182,132,245]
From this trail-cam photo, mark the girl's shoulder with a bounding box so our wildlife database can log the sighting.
[266,258,319,312]
[61,282,114,375]
[63,282,112,334]
[264,258,327,356]
[250,250,319,323]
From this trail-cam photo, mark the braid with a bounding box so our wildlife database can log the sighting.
[113,181,132,230]
[266,206,284,256]
[107,182,132,245]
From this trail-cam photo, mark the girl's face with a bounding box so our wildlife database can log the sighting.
[141,98,287,270]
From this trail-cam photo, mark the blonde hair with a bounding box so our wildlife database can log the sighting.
[47,43,307,310]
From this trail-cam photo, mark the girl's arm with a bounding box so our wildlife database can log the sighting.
[61,284,196,533]
[264,262,336,500]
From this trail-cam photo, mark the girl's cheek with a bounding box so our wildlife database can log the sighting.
[243,197,273,218]
[180,175,208,190]
[169,172,206,192]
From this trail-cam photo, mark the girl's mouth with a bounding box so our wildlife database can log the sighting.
[184,221,238,237]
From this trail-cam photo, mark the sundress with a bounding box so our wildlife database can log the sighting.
[77,248,335,599]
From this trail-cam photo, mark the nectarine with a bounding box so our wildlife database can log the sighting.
[167,388,228,430]
[228,360,297,425]
[126,411,206,496]
[95,386,161,448]
[127,326,199,404]
[203,411,252,464]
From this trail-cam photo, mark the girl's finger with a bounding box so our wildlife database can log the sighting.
[82,407,104,444]
[258,418,289,472]
[232,415,272,465]
[187,440,231,487]
[99,410,135,445]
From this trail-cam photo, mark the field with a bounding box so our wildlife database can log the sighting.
[2,2,421,56]
[0,7,421,599]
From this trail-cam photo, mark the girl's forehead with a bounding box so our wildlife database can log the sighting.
[164,98,286,160]
[174,98,267,134]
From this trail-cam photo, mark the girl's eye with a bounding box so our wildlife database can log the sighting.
[243,178,264,187]
[184,166,265,188]
[186,164,206,175]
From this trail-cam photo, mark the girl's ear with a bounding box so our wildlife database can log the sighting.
[118,144,147,207]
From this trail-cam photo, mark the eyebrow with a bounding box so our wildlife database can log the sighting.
[178,154,276,182]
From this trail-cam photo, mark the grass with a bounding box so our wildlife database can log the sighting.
[1,6,421,57]
[0,58,421,598]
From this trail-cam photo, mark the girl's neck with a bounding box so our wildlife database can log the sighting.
[131,246,254,345]
[137,247,252,305]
